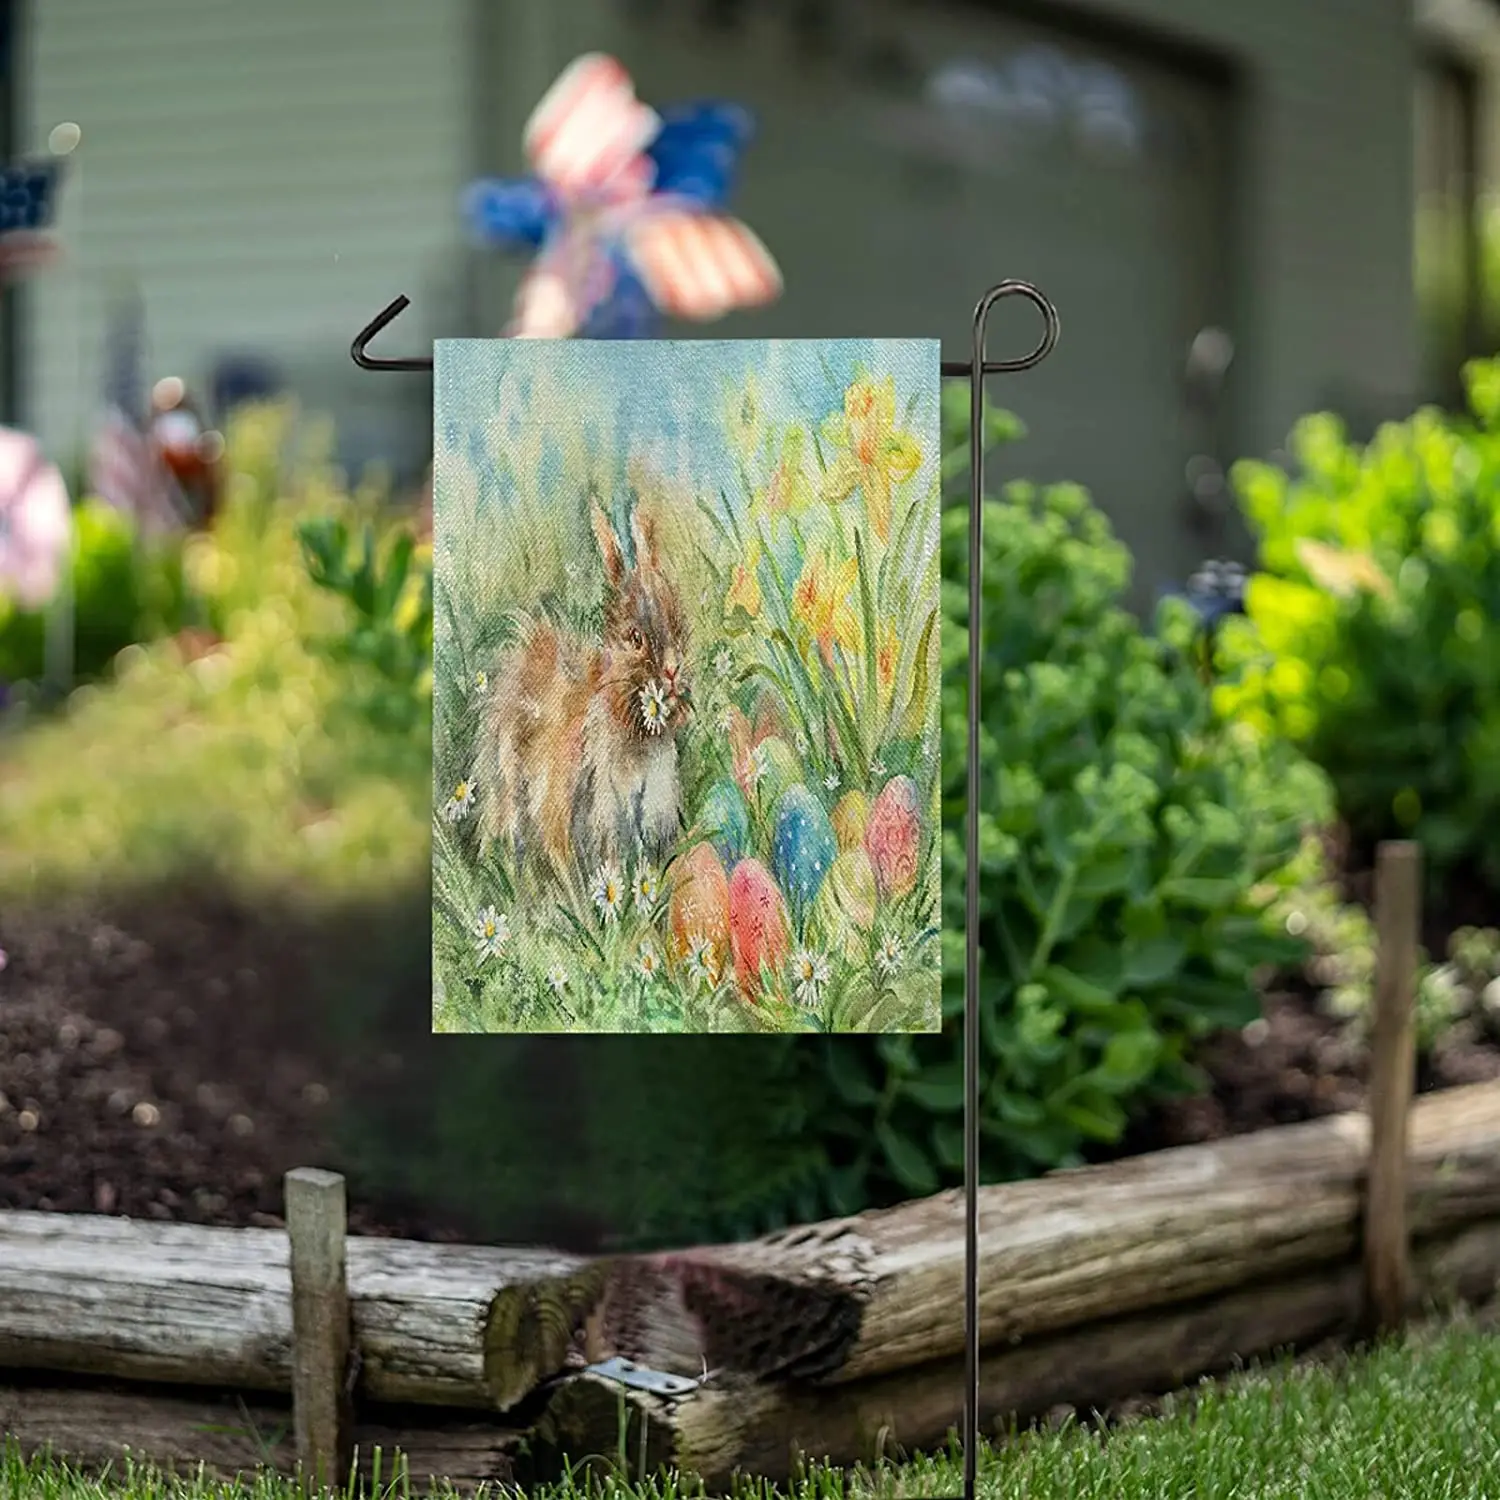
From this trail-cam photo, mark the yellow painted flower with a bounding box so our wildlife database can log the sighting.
[762,426,817,525]
[725,536,763,619]
[821,374,923,542]
[793,551,860,667]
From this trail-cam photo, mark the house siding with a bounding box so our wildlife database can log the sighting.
[1077,0,1419,448]
[22,0,476,477]
[515,0,1421,465]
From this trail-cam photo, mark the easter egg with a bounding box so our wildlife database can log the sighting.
[771,784,838,919]
[813,848,879,961]
[668,842,731,973]
[699,778,749,865]
[830,790,870,852]
[728,857,790,1000]
[864,774,922,899]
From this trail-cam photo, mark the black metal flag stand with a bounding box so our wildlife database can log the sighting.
[350,281,1060,1500]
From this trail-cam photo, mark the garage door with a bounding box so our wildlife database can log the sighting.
[536,0,1236,606]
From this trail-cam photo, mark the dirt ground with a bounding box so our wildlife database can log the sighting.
[2,877,1498,1246]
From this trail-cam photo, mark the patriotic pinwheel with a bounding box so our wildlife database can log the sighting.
[462,54,782,340]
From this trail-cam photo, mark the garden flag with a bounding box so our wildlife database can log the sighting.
[462,53,782,340]
[431,339,943,1034]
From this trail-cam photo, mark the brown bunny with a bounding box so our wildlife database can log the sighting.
[477,497,692,889]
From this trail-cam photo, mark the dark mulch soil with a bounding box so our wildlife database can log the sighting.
[0,890,467,1242]
[2,869,1499,1246]
[1113,978,1500,1159]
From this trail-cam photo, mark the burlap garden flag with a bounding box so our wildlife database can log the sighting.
[431,339,941,1034]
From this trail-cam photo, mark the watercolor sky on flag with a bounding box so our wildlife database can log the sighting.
[431,337,943,1036]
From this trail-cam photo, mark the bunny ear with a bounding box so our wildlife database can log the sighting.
[591,496,625,584]
[629,505,659,569]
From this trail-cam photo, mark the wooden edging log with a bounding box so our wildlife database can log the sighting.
[0,1380,525,1493]
[2,1082,1500,1420]
[487,1080,1500,1400]
[526,1218,1500,1490]
[0,1213,586,1409]
[7,1218,1497,1496]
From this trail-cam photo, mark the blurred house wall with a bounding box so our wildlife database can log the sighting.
[8,0,1491,591]
[19,0,479,485]
[476,0,1424,596]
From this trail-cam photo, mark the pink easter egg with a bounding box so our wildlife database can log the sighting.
[669,842,731,972]
[864,774,922,899]
[728,857,790,1001]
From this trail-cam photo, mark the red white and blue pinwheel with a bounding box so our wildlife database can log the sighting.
[462,54,782,340]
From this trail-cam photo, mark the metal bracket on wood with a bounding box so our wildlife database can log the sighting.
[583,1356,706,1399]
[350,283,1060,1500]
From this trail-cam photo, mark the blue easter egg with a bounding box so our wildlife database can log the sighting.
[771,784,837,920]
[701,778,749,864]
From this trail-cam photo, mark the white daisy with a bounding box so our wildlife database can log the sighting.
[823,771,841,793]
[716,704,736,734]
[875,934,903,977]
[638,943,662,981]
[546,965,569,995]
[591,864,626,922]
[685,935,720,988]
[640,679,672,735]
[443,774,477,822]
[871,757,888,779]
[633,866,661,910]
[713,646,734,679]
[791,949,832,1007]
[473,906,510,960]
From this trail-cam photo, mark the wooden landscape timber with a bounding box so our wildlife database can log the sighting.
[0,1380,527,1492]
[528,1218,1500,1488]
[483,1079,1500,1397]
[2,1078,1499,1490]
[0,1213,585,1409]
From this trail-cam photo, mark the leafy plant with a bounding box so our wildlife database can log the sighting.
[297,513,433,734]
[1215,365,1500,889]
[0,499,188,693]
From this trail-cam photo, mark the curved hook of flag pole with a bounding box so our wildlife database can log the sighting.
[350,295,433,373]
[351,281,1060,378]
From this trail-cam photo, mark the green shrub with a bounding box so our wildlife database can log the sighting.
[0,499,187,692]
[0,405,430,901]
[1216,363,1500,888]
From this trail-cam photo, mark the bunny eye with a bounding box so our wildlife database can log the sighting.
[628,628,645,650]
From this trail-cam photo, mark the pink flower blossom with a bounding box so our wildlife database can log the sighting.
[0,426,71,609]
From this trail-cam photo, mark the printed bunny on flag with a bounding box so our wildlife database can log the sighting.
[462,54,782,340]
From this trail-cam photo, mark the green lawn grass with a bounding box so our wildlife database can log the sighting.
[5,1318,1498,1499]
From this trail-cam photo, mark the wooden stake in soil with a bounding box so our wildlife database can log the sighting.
[1364,839,1422,1336]
[285,1168,354,1492]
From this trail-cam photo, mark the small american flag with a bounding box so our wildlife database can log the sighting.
[0,157,65,281]
[86,292,189,534]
